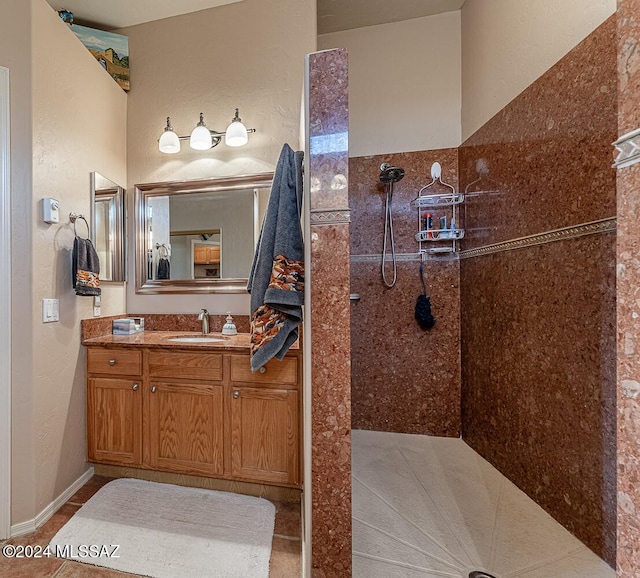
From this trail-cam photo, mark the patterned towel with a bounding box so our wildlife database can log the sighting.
[247,144,304,371]
[72,237,101,296]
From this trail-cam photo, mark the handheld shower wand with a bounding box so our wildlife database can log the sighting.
[379,163,405,288]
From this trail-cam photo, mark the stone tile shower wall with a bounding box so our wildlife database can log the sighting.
[307,48,352,577]
[349,150,461,436]
[459,17,617,565]
[616,0,640,575]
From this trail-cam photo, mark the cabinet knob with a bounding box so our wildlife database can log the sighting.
[233,391,240,399]
[132,383,139,391]
[259,367,266,374]
[150,386,157,393]
[108,359,116,366]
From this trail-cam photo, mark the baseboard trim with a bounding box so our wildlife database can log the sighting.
[10,467,94,538]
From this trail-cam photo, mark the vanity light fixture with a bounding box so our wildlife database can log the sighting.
[158,108,255,154]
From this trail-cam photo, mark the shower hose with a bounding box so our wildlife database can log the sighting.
[382,182,397,288]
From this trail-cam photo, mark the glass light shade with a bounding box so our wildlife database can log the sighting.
[225,120,248,147]
[190,124,212,150]
[158,129,180,154]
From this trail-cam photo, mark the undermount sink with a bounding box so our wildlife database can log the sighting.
[167,336,227,343]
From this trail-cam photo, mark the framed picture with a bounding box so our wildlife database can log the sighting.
[68,24,130,91]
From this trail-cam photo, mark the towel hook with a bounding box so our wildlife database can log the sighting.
[418,162,456,196]
[69,212,90,239]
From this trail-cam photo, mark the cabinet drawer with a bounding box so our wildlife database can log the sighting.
[148,350,223,381]
[230,355,298,385]
[87,348,142,376]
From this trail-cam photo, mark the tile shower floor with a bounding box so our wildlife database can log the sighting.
[353,429,615,578]
[0,475,301,578]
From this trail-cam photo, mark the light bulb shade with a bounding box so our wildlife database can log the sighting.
[190,123,212,150]
[158,129,180,154]
[225,120,248,147]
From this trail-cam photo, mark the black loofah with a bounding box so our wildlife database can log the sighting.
[415,294,436,330]
[415,261,436,330]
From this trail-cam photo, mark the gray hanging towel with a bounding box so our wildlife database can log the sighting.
[72,237,101,296]
[248,143,304,371]
[157,257,170,279]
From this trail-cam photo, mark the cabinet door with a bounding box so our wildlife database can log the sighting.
[87,377,142,466]
[206,246,220,263]
[147,381,224,476]
[230,387,299,486]
[193,245,208,264]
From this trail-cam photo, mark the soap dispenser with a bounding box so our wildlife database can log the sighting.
[222,312,237,336]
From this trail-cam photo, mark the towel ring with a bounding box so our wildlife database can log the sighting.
[69,213,90,239]
[155,243,169,259]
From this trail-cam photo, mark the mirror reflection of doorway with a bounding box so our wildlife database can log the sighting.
[185,232,222,279]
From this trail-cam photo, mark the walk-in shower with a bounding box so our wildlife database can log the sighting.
[379,163,405,288]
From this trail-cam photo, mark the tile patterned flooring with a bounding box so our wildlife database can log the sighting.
[0,475,301,578]
[353,430,615,578]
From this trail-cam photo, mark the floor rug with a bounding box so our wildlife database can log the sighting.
[49,478,276,578]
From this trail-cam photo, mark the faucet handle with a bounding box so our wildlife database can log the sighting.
[198,308,209,320]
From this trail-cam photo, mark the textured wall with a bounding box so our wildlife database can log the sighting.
[119,0,316,316]
[616,0,640,575]
[460,17,617,565]
[318,12,462,156]
[350,150,461,435]
[30,0,128,519]
[307,49,352,577]
[1,0,36,528]
[461,0,616,140]
[3,0,128,525]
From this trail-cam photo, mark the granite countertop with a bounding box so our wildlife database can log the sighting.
[83,331,251,351]
[82,331,299,352]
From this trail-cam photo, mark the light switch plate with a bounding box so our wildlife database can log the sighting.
[42,298,59,323]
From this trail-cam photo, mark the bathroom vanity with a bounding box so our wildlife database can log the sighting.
[83,332,301,488]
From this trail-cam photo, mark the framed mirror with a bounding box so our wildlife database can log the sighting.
[91,172,125,282]
[135,173,273,294]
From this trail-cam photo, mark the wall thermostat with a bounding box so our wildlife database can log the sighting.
[42,197,60,224]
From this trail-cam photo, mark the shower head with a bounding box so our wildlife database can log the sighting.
[379,163,405,184]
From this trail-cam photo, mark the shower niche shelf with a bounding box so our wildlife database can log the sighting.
[413,162,465,256]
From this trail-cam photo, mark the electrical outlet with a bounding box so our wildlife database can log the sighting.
[93,306,101,317]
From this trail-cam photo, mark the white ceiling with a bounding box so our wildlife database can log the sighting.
[318,0,466,35]
[46,0,465,34]
[45,0,243,29]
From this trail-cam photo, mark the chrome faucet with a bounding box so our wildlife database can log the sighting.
[198,308,210,334]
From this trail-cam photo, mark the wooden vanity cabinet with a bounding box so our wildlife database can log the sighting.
[146,351,224,477]
[229,355,300,485]
[230,386,299,485]
[86,346,301,488]
[86,348,143,466]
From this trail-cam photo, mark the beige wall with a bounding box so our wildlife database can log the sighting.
[5,0,127,524]
[1,0,36,528]
[318,12,462,156]
[120,0,316,315]
[461,0,616,140]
